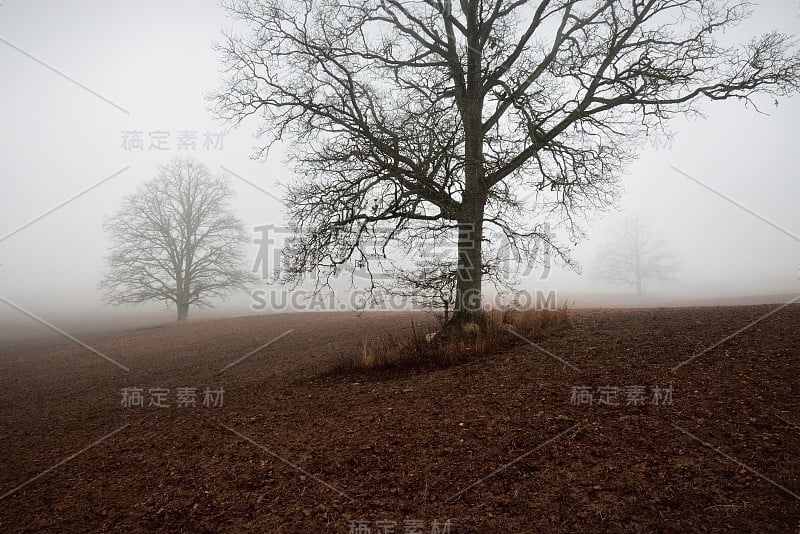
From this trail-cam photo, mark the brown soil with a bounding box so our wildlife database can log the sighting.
[0,306,798,533]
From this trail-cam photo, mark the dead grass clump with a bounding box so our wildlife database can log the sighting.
[501,301,572,341]
[332,301,572,374]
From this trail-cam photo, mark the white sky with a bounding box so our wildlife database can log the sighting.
[1,1,799,337]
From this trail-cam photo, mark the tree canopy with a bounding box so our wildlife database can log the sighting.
[214,0,799,321]
[100,159,254,320]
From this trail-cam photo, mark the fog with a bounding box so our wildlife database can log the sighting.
[1,0,798,342]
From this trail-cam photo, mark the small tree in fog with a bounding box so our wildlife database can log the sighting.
[100,159,254,320]
[393,259,459,323]
[391,253,515,324]
[594,217,678,296]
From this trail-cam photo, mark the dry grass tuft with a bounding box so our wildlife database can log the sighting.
[332,301,572,374]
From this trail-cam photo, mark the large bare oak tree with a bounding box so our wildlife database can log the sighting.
[100,160,254,320]
[214,0,799,322]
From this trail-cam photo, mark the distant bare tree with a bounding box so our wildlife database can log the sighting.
[100,160,254,320]
[594,217,678,295]
[393,258,459,323]
[214,0,799,323]
[390,239,524,323]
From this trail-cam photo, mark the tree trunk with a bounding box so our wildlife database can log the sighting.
[176,263,191,319]
[453,192,486,324]
[452,38,486,325]
[177,301,189,320]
